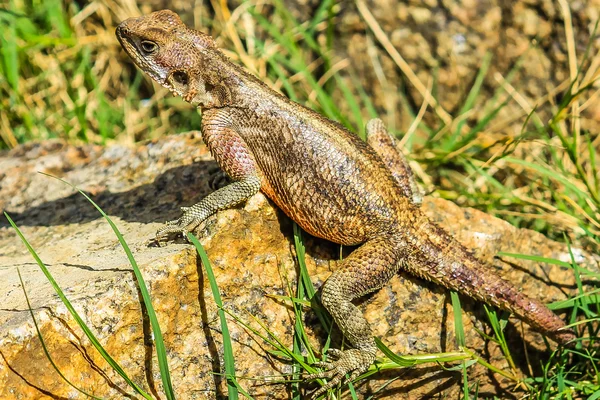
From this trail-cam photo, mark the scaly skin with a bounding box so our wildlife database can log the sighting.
[116,10,576,398]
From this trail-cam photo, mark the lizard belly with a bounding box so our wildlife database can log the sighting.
[260,178,372,245]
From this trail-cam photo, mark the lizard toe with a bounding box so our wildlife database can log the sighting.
[325,348,344,361]
[309,373,344,399]
[342,369,362,387]
[309,361,335,370]
[155,221,187,241]
[305,368,337,381]
[305,348,373,399]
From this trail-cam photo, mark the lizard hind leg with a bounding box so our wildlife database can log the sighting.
[306,235,402,399]
[366,118,423,204]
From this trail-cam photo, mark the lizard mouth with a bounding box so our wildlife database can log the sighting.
[115,25,137,60]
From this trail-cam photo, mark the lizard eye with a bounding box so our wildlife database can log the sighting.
[139,40,158,54]
[172,71,189,85]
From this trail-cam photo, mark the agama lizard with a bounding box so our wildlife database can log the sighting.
[116,10,575,398]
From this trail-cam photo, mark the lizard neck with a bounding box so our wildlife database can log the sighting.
[195,50,283,110]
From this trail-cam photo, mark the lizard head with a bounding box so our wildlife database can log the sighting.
[116,10,225,106]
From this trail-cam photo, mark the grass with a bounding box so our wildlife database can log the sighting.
[2,0,600,398]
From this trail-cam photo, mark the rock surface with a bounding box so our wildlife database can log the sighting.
[0,134,597,399]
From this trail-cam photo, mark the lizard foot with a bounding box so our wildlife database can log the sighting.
[305,348,374,399]
[154,207,203,243]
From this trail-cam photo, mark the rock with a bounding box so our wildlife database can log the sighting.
[0,134,596,399]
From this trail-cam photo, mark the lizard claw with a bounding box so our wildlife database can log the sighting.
[305,348,374,399]
[155,220,189,242]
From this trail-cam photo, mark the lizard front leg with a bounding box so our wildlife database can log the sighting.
[366,118,423,204]
[306,235,403,399]
[156,109,262,241]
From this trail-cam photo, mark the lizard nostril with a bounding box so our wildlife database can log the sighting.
[116,25,128,38]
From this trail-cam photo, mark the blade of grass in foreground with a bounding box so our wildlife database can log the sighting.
[367,338,515,386]
[187,232,240,400]
[16,268,105,400]
[41,174,176,400]
[292,223,333,397]
[293,223,331,331]
[374,337,473,367]
[5,212,152,400]
[483,306,516,370]
[443,51,493,152]
[450,292,470,398]
[291,250,309,400]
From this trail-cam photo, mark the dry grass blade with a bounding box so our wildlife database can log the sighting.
[308,58,350,103]
[400,76,432,148]
[558,0,581,143]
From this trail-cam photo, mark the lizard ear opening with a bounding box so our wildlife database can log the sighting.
[172,71,189,85]
[165,69,189,90]
[165,70,207,105]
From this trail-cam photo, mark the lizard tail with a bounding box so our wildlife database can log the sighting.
[402,213,576,345]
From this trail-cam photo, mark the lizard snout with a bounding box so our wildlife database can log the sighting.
[115,23,131,43]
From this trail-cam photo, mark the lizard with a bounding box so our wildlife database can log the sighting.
[116,10,576,398]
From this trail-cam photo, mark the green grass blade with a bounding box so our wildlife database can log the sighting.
[230,379,253,399]
[349,69,379,121]
[504,157,593,204]
[375,337,415,367]
[187,233,240,400]
[5,212,153,400]
[450,292,466,347]
[483,306,516,369]
[450,292,469,398]
[347,381,359,400]
[293,223,331,332]
[308,0,335,33]
[335,75,363,135]
[290,233,315,399]
[293,223,316,298]
[589,391,600,400]
[17,268,105,400]
[444,51,493,151]
[222,308,301,365]
[547,288,600,311]
[1,16,19,93]
[292,293,303,399]
[375,337,473,366]
[43,0,72,38]
[497,252,599,278]
[292,223,335,395]
[250,12,346,125]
